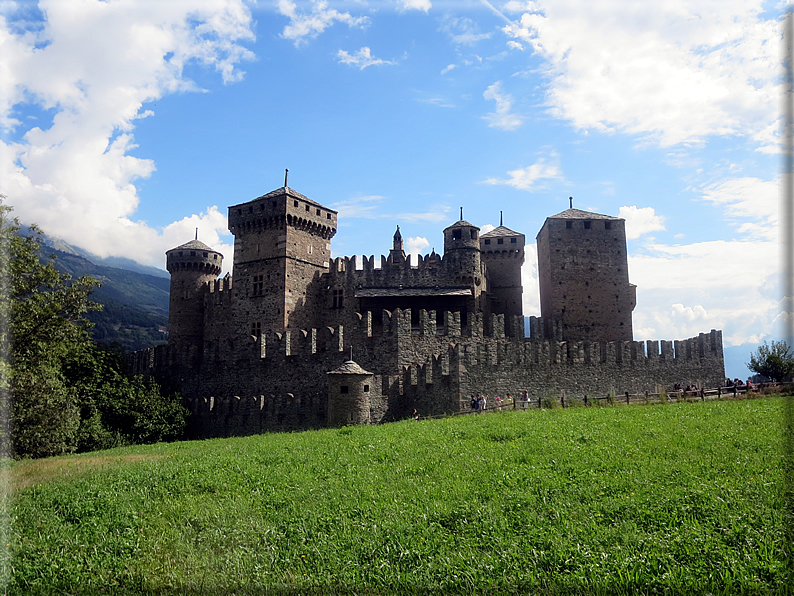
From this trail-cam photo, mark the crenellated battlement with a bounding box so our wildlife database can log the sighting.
[325,252,484,287]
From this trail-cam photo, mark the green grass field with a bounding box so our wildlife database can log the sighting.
[2,396,789,595]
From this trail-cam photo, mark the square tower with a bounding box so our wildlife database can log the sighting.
[536,208,635,342]
[228,186,337,332]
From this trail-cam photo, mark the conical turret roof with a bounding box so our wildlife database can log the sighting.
[328,361,372,375]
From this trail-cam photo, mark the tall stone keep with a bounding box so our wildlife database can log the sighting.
[536,208,636,342]
[166,239,223,351]
[480,224,525,319]
[227,186,337,333]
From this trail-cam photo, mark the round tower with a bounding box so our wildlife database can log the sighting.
[443,216,481,282]
[327,360,374,427]
[166,239,223,348]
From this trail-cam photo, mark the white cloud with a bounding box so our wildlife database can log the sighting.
[502,1,780,150]
[506,40,523,50]
[480,224,495,235]
[441,64,456,75]
[482,154,562,190]
[337,47,394,70]
[482,81,522,130]
[406,236,430,260]
[698,176,778,240]
[0,0,255,270]
[440,15,492,46]
[618,205,666,240]
[502,0,540,14]
[399,0,431,12]
[278,0,369,46]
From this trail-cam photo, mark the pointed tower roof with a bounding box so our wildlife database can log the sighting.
[170,239,218,252]
[481,225,522,238]
[328,361,372,375]
[548,208,620,220]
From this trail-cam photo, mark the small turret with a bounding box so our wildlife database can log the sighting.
[389,225,406,264]
[327,360,375,426]
[166,239,223,349]
[480,222,525,319]
[443,214,481,279]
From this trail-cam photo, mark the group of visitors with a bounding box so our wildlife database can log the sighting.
[673,383,700,394]
[469,390,532,413]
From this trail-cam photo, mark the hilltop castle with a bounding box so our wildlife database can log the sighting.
[130,185,724,437]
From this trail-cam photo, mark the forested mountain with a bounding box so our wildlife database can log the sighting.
[43,244,170,352]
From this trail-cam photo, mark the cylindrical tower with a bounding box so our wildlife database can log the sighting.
[327,360,374,427]
[442,218,481,280]
[166,239,223,348]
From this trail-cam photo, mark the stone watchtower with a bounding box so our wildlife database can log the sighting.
[480,222,525,319]
[166,239,223,352]
[536,208,636,342]
[327,360,375,427]
[227,184,337,333]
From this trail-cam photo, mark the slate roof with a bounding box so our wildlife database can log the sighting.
[547,208,619,220]
[328,361,372,375]
[480,225,522,238]
[355,287,472,298]
[443,219,479,231]
[249,187,335,212]
[169,239,220,253]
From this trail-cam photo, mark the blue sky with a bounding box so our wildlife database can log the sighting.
[0,0,784,376]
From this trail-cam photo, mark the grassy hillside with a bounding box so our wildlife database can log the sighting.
[3,397,788,595]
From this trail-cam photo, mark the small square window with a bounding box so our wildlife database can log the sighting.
[327,213,331,219]
[340,386,349,394]
[305,205,310,212]
[584,221,591,229]
[294,200,299,207]
[317,208,321,216]
[566,221,572,229]
[452,229,462,240]
[497,238,504,245]
[605,221,612,230]
[484,239,491,245]
[511,238,517,244]
[363,385,370,393]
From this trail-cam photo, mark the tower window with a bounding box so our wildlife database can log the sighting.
[484,239,490,245]
[605,221,612,230]
[251,321,261,337]
[317,208,321,216]
[497,238,504,245]
[190,251,196,256]
[566,221,572,229]
[252,275,264,296]
[340,385,349,394]
[294,200,299,207]
[306,205,310,212]
[452,229,462,240]
[470,230,476,239]
[584,221,592,229]
[332,288,344,309]
[327,213,331,219]
[363,385,370,393]
[203,252,208,257]
[511,238,517,243]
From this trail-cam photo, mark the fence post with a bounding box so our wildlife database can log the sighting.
[561,391,565,408]
[626,391,630,405]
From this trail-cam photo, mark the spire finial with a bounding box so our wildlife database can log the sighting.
[349,346,353,361]
[195,227,198,240]
[569,196,573,209]
[500,210,503,226]
[285,169,289,188]
[460,206,463,220]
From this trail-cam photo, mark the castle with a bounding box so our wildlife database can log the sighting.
[129,185,725,437]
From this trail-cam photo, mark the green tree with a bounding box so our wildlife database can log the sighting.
[0,201,100,457]
[63,344,186,452]
[747,340,794,383]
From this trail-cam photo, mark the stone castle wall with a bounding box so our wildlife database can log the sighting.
[129,308,725,438]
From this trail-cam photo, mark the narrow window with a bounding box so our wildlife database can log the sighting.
[363,385,370,393]
[605,221,612,230]
[317,208,321,216]
[566,221,572,229]
[470,230,476,239]
[250,321,261,337]
[327,213,331,219]
[294,200,299,207]
[305,205,310,212]
[584,221,592,229]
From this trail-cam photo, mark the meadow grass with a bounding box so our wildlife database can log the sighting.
[2,396,789,595]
